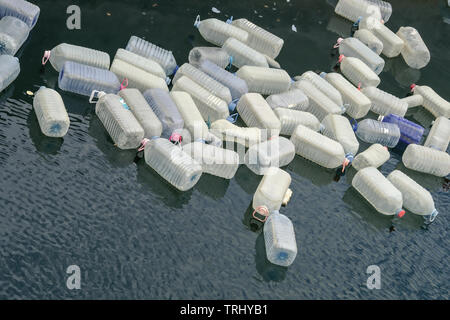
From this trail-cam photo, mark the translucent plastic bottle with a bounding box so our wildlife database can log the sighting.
[396,27,430,69]
[359,16,404,58]
[365,0,392,22]
[92,92,145,149]
[210,119,262,147]
[263,210,297,267]
[292,80,345,121]
[274,108,321,135]
[296,71,344,107]
[380,114,424,145]
[387,170,438,220]
[144,138,202,191]
[170,91,210,142]
[351,143,389,170]
[361,86,408,117]
[236,93,281,137]
[290,125,346,169]
[339,55,381,88]
[197,59,248,101]
[245,137,296,175]
[352,167,405,217]
[402,94,423,109]
[236,66,290,95]
[337,37,385,74]
[188,47,231,69]
[0,54,20,92]
[110,59,168,93]
[231,18,284,59]
[353,29,383,55]
[222,38,269,68]
[113,48,166,80]
[143,88,184,139]
[334,0,382,22]
[43,43,110,72]
[33,87,70,138]
[266,89,309,111]
[411,84,450,118]
[182,141,239,179]
[172,75,229,123]
[402,144,450,177]
[173,63,232,104]
[125,36,177,75]
[264,54,281,69]
[117,89,162,139]
[194,17,248,47]
[321,114,359,162]
[424,116,450,151]
[320,72,371,119]
[58,61,121,97]
[354,119,400,148]
[253,167,291,212]
[0,0,40,29]
[0,16,29,55]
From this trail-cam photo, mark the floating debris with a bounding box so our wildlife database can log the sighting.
[211,7,221,14]
[291,24,297,32]
[26,90,34,96]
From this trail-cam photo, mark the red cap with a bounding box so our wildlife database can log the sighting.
[410,84,416,92]
[338,54,345,63]
[397,210,406,218]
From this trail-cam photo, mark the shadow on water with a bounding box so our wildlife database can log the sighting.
[255,233,288,283]
[27,109,63,155]
[411,107,435,130]
[286,156,336,187]
[194,173,230,200]
[326,14,352,38]
[135,160,192,209]
[0,85,15,105]
[242,202,265,233]
[383,56,421,89]
[234,165,262,195]
[395,163,445,193]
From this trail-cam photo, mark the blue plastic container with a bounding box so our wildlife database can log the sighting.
[380,114,424,145]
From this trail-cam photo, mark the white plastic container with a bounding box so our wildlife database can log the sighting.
[0,16,29,55]
[194,17,248,47]
[352,143,389,170]
[231,18,284,59]
[0,0,40,29]
[353,29,383,55]
[264,54,281,69]
[110,59,168,92]
[361,86,408,117]
[143,88,184,140]
[188,46,231,69]
[296,71,344,107]
[93,92,145,149]
[263,210,297,267]
[236,93,281,137]
[210,119,262,147]
[0,54,20,92]
[352,167,405,217]
[118,89,162,139]
[173,63,232,104]
[290,125,346,169]
[365,0,392,22]
[266,89,309,111]
[402,144,450,177]
[411,84,450,118]
[402,94,423,109]
[113,48,166,80]
[321,114,359,160]
[182,141,239,179]
[275,108,321,135]
[33,87,70,138]
[245,137,295,175]
[334,0,382,22]
[292,80,345,121]
[253,167,291,212]
[170,91,210,142]
[337,37,385,74]
[396,27,430,69]
[339,55,380,88]
[222,37,269,68]
[321,72,371,119]
[125,36,177,75]
[354,119,400,148]
[172,75,229,123]
[236,66,291,95]
[359,16,404,58]
[43,43,110,72]
[424,117,450,151]
[144,138,202,191]
[387,170,438,220]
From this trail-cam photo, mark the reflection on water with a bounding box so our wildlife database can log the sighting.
[194,173,230,200]
[287,156,336,187]
[234,165,262,195]
[27,109,64,155]
[255,233,288,283]
[412,107,435,129]
[326,14,352,38]
[383,56,421,89]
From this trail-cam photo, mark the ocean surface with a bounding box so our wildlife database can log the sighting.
[0,0,449,299]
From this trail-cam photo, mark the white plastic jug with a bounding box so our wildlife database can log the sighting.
[194,16,248,47]
[0,0,40,29]
[334,0,382,22]
[353,119,400,148]
[275,108,321,135]
[402,144,450,177]
[222,37,269,68]
[396,27,430,69]
[188,46,231,69]
[361,86,408,117]
[236,66,291,95]
[0,16,29,55]
[266,89,309,111]
[353,29,383,55]
[336,37,385,74]
[410,84,450,118]
[321,114,359,163]
[210,119,262,148]
[253,167,291,212]
[402,94,423,109]
[296,71,344,107]
[0,54,20,92]
[113,48,166,80]
[352,144,389,171]
[365,0,392,22]
[338,55,381,88]
[424,117,450,152]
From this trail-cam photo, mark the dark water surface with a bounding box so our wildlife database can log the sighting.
[0,0,449,299]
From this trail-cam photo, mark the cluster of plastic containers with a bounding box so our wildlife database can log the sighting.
[2,0,449,271]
